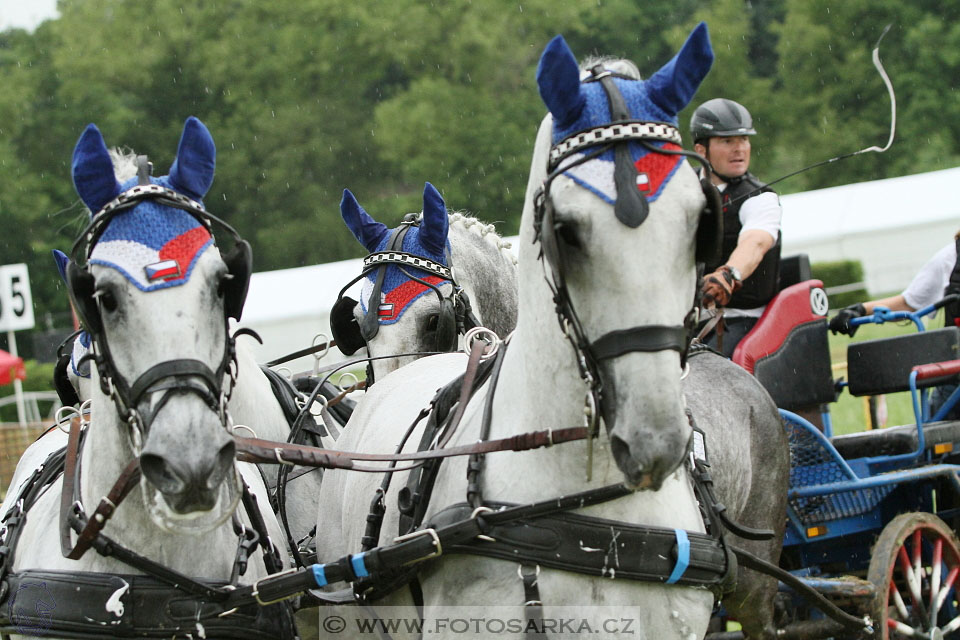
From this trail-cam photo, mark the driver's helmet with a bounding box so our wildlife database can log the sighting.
[690,98,756,145]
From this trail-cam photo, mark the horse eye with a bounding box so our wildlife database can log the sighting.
[426,314,439,332]
[555,221,582,249]
[97,290,118,313]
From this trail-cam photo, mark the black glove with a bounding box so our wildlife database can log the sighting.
[829,303,867,336]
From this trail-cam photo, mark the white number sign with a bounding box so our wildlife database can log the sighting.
[0,263,35,332]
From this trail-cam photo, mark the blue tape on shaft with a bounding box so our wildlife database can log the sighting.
[312,564,328,588]
[666,529,690,584]
[351,553,370,578]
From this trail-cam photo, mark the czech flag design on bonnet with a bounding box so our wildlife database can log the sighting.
[72,116,218,293]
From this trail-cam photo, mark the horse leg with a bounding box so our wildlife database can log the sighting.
[723,537,784,640]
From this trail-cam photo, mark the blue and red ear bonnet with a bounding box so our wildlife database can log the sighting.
[536,23,714,205]
[71,116,217,292]
[341,182,451,324]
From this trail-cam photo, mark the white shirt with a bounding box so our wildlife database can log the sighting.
[902,241,957,310]
[718,183,783,318]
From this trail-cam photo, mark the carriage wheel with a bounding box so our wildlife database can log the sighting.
[867,513,960,639]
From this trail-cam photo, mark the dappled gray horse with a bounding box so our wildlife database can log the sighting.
[316,23,788,639]
[0,118,294,639]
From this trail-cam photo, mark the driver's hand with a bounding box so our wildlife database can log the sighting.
[701,266,740,309]
[829,303,867,337]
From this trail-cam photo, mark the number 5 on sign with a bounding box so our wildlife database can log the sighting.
[0,263,35,332]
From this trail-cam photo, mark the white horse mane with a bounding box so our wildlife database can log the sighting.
[109,147,140,182]
[579,56,642,80]
[447,210,517,264]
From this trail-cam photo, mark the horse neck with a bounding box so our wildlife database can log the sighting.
[228,337,290,443]
[488,150,587,431]
[446,215,519,339]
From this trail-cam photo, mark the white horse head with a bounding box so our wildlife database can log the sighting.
[333,182,517,381]
[526,25,714,487]
[69,117,249,532]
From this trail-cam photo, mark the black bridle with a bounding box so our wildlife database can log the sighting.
[532,65,722,447]
[66,157,252,449]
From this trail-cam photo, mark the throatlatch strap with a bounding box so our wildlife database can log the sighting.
[590,325,687,360]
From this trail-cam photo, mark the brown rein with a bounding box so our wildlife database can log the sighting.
[234,425,590,472]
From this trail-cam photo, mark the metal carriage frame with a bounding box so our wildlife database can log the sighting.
[732,276,960,637]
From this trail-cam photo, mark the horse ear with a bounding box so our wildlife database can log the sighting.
[52,249,70,284]
[340,188,389,252]
[536,35,586,128]
[419,182,448,255]
[168,116,216,200]
[72,124,122,214]
[645,22,714,116]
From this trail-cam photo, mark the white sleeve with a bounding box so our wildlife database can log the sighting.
[738,191,781,242]
[902,242,957,310]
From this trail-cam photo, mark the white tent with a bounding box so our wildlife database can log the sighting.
[237,257,365,374]
[781,167,960,295]
[239,167,960,368]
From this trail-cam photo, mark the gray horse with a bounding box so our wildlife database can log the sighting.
[316,24,788,639]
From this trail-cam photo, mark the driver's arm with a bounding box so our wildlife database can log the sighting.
[864,295,915,313]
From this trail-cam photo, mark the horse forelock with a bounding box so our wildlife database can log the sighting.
[109,148,139,183]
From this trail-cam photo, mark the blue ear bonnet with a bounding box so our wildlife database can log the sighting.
[359,223,451,318]
[88,175,214,293]
[552,78,674,145]
[74,117,218,293]
[536,24,713,205]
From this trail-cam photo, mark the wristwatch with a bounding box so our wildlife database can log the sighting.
[724,264,743,284]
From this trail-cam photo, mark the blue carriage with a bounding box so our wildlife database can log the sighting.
[730,269,960,636]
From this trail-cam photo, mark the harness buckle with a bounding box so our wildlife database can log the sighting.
[393,528,443,564]
[470,506,497,543]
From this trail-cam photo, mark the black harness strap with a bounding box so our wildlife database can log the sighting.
[1,569,294,640]
[520,564,545,639]
[590,325,687,361]
[426,501,729,586]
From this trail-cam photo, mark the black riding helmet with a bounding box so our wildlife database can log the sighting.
[690,98,756,145]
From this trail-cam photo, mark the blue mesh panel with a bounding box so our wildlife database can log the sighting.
[784,414,894,525]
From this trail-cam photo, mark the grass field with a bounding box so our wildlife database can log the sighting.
[826,312,939,436]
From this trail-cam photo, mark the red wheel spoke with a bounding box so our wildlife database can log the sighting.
[931,538,943,619]
[891,581,910,621]
[935,566,960,615]
[899,546,924,610]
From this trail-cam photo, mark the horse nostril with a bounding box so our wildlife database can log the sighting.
[140,453,187,496]
[205,440,236,491]
[609,435,636,472]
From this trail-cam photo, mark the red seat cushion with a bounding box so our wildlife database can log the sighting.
[732,280,826,374]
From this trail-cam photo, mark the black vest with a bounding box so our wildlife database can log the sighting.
[944,236,960,327]
[704,172,781,310]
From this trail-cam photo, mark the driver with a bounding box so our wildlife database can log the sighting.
[691,98,783,357]
[831,236,960,419]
